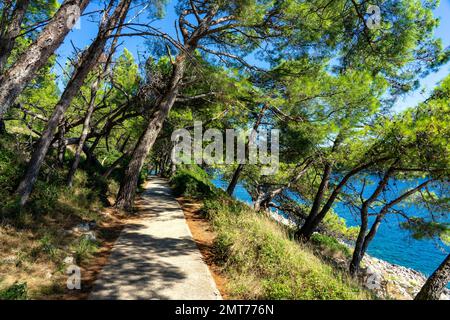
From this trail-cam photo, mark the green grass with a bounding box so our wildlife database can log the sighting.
[171,167,370,300]
[311,233,352,258]
[0,282,28,300]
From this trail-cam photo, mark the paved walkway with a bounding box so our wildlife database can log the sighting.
[89,177,222,300]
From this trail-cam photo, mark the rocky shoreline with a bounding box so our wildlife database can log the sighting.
[361,254,450,300]
[266,210,450,300]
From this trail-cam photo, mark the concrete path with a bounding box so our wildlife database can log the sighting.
[89,177,222,300]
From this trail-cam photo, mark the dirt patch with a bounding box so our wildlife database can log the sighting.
[37,207,133,300]
[177,197,229,299]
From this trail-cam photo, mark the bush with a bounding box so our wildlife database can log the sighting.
[0,282,28,300]
[207,200,368,299]
[72,237,98,264]
[311,233,352,258]
[322,211,360,240]
[170,165,216,199]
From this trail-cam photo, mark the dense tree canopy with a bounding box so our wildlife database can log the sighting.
[0,0,449,300]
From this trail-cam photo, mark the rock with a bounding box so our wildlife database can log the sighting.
[63,256,75,265]
[73,222,90,233]
[83,231,97,242]
[1,255,16,265]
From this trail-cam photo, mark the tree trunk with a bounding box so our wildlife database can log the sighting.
[350,206,369,275]
[226,163,244,196]
[295,156,390,242]
[415,253,450,300]
[0,0,91,118]
[102,152,129,179]
[295,163,332,241]
[350,178,432,275]
[66,92,96,187]
[226,104,269,196]
[57,124,67,166]
[0,118,6,134]
[15,0,130,206]
[295,135,344,241]
[115,54,187,211]
[0,0,30,73]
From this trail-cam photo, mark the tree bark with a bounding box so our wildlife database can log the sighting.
[115,54,187,211]
[0,118,6,134]
[0,0,30,73]
[0,0,91,118]
[57,123,67,166]
[66,89,97,187]
[226,163,244,196]
[296,162,333,240]
[415,253,450,300]
[295,135,345,241]
[15,0,130,206]
[295,156,391,242]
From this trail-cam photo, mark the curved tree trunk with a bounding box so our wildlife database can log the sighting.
[349,178,430,276]
[415,253,450,300]
[102,151,130,179]
[115,54,187,211]
[0,0,30,73]
[66,92,96,187]
[0,0,91,118]
[349,207,369,275]
[57,124,67,166]
[15,0,130,206]
[295,135,344,241]
[226,104,269,196]
[226,163,244,196]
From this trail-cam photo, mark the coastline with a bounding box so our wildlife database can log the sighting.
[361,255,450,300]
[267,209,450,300]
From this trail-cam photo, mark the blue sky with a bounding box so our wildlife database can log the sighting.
[56,0,450,111]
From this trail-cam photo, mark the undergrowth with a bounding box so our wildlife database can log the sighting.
[171,165,370,300]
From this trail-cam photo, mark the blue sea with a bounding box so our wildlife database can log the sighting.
[212,177,450,278]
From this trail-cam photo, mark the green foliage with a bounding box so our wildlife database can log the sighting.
[322,211,360,241]
[71,237,98,264]
[311,233,352,258]
[170,165,216,198]
[0,136,25,197]
[0,282,28,300]
[401,217,450,244]
[176,167,369,299]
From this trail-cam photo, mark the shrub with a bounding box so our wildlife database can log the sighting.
[170,165,216,198]
[0,282,28,300]
[311,233,352,258]
[72,237,98,264]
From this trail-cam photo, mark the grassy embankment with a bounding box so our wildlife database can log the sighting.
[0,132,128,299]
[171,165,371,300]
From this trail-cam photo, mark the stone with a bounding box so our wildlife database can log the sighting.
[63,256,75,265]
[73,222,90,233]
[84,231,97,242]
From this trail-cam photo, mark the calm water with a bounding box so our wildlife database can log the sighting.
[212,177,449,277]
